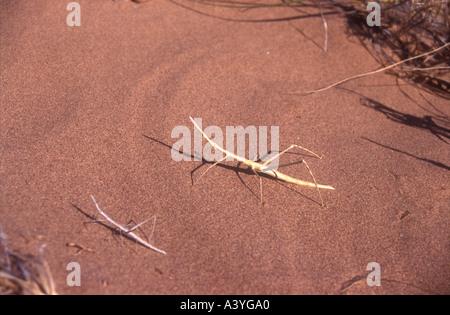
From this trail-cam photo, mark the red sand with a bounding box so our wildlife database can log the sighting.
[0,0,449,295]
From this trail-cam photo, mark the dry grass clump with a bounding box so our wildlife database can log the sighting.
[179,1,449,97]
[346,0,449,98]
[0,226,56,295]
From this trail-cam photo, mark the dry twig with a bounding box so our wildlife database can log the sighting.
[294,42,450,95]
[319,0,328,53]
[66,243,95,256]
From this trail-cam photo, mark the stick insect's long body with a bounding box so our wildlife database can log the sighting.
[189,117,335,191]
[91,196,167,255]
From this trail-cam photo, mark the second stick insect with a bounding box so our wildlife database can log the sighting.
[189,117,335,207]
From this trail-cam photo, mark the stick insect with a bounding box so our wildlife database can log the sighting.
[190,117,335,207]
[90,196,166,255]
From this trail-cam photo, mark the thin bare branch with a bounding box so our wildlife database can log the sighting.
[294,42,450,95]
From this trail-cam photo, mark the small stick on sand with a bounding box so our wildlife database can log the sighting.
[294,42,450,95]
[90,196,166,255]
[66,243,95,256]
[190,117,335,207]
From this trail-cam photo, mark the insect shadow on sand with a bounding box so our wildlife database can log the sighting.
[362,137,450,172]
[360,97,450,143]
[338,87,450,144]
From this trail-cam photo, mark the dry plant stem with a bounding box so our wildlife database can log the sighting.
[403,66,450,72]
[319,0,328,53]
[36,245,56,295]
[297,42,450,95]
[189,117,335,206]
[90,196,166,255]
[0,244,57,295]
[0,226,11,271]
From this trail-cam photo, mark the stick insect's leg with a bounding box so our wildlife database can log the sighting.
[147,216,157,243]
[122,220,136,250]
[261,144,326,207]
[86,219,108,226]
[125,216,157,247]
[262,145,322,167]
[251,168,264,204]
[136,216,157,243]
[301,159,325,207]
[124,220,136,232]
[195,155,229,185]
[117,229,125,249]
[126,216,156,234]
